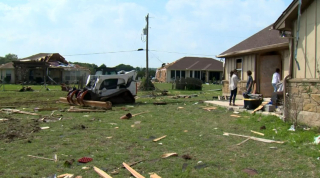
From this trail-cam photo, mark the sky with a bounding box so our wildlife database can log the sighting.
[0,0,293,68]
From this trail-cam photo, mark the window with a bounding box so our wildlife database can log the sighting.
[171,70,175,79]
[194,71,200,79]
[181,71,185,78]
[99,79,118,90]
[236,59,242,79]
[176,71,180,79]
[190,71,193,77]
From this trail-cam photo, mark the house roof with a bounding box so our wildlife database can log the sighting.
[273,0,313,31]
[19,53,68,64]
[0,62,14,69]
[217,24,289,58]
[166,57,223,71]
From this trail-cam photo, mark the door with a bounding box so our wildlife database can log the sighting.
[259,55,281,97]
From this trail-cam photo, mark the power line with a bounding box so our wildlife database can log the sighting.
[149,50,217,57]
[63,50,138,56]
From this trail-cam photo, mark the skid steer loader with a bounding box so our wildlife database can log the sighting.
[60,70,138,109]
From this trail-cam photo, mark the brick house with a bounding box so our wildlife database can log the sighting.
[273,0,320,126]
[155,57,223,83]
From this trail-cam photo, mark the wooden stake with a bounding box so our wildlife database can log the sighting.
[93,166,113,178]
[250,130,264,136]
[223,132,284,144]
[153,135,167,142]
[27,155,55,161]
[122,162,145,178]
[1,109,38,116]
[236,138,251,146]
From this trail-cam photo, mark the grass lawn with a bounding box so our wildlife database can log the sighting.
[0,83,320,177]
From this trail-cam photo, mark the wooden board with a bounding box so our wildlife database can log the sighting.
[122,162,145,178]
[153,135,167,142]
[93,166,113,178]
[223,132,284,144]
[251,102,269,114]
[59,97,112,109]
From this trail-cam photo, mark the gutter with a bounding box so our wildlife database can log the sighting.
[283,38,293,121]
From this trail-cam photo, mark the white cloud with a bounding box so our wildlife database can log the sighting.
[0,0,292,67]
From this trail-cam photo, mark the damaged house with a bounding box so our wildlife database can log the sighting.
[272,0,320,126]
[155,57,223,83]
[13,53,90,85]
[217,25,289,98]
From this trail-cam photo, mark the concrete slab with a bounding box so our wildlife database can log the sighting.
[204,99,283,119]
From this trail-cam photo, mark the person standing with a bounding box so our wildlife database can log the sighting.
[229,69,240,106]
[272,68,280,92]
[246,70,253,93]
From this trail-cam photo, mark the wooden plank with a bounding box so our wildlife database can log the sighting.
[93,166,113,178]
[1,109,38,116]
[27,155,55,161]
[236,138,251,146]
[250,130,264,136]
[161,153,178,158]
[122,162,145,178]
[150,173,162,178]
[153,135,167,142]
[57,173,74,178]
[223,132,284,144]
[59,97,112,109]
[34,107,59,112]
[67,109,106,112]
[251,102,269,114]
[132,111,149,117]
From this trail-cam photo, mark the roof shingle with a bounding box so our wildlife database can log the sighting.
[166,57,223,71]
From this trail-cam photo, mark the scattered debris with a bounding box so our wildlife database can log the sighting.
[184,130,188,132]
[27,155,56,161]
[93,166,113,178]
[34,107,59,112]
[288,125,295,131]
[202,107,217,111]
[303,127,310,131]
[82,166,90,170]
[177,107,184,109]
[250,130,264,136]
[260,126,266,130]
[122,162,145,178]
[236,138,251,146]
[78,157,93,163]
[120,113,132,119]
[57,173,74,178]
[233,111,239,114]
[182,163,188,171]
[181,154,192,160]
[67,108,107,112]
[153,135,167,142]
[242,168,258,176]
[59,97,112,109]
[64,159,75,168]
[194,163,208,170]
[230,115,241,118]
[132,112,149,117]
[19,86,34,92]
[106,136,112,139]
[251,102,268,114]
[121,160,145,168]
[0,118,8,122]
[269,147,277,149]
[161,153,178,158]
[110,170,119,175]
[1,109,38,116]
[149,173,162,178]
[314,136,320,145]
[273,129,278,134]
[153,102,167,105]
[223,132,284,144]
[40,126,50,130]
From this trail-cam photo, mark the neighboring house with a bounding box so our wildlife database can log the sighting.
[217,25,289,98]
[13,53,90,85]
[155,57,223,83]
[0,62,15,83]
[273,0,320,126]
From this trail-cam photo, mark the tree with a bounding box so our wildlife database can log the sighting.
[70,62,98,74]
[115,64,134,71]
[0,53,18,65]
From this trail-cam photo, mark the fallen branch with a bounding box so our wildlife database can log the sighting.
[93,166,113,178]
[153,135,167,142]
[27,155,55,161]
[223,132,284,144]
[122,162,145,178]
[132,111,149,117]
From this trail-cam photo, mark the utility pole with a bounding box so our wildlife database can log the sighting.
[145,13,149,85]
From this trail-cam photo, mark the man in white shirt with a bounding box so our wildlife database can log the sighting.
[271,68,280,92]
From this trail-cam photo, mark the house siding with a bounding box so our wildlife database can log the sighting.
[0,69,15,83]
[292,0,320,78]
[224,54,256,81]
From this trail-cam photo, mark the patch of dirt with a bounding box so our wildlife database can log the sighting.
[0,117,40,142]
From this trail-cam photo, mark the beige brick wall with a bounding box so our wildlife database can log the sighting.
[286,79,320,121]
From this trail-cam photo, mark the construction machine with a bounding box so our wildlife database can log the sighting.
[61,70,138,109]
